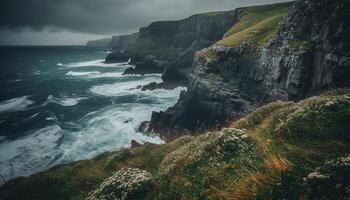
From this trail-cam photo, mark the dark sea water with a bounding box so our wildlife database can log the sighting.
[0,46,183,180]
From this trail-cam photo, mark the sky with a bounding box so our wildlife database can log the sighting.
[0,0,292,45]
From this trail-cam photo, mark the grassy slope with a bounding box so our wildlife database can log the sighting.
[197,2,293,59]
[217,2,293,47]
[1,89,349,200]
[133,2,294,60]
[0,136,193,200]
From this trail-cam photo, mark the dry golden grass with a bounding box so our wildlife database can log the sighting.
[119,155,145,169]
[265,155,290,172]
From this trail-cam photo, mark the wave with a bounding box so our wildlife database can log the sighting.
[0,125,63,180]
[66,71,101,76]
[0,96,34,113]
[56,104,166,163]
[60,59,129,68]
[0,103,173,180]
[0,84,183,181]
[98,50,112,54]
[0,48,187,181]
[66,71,127,79]
[89,75,181,98]
[66,71,161,79]
[45,95,87,107]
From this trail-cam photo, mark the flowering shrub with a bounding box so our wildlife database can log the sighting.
[86,168,153,200]
[304,155,350,199]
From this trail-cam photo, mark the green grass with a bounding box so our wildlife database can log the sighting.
[195,48,217,59]
[216,2,293,47]
[288,39,312,50]
[0,137,193,200]
[1,89,349,200]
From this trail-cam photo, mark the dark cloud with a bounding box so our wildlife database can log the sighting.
[0,0,292,35]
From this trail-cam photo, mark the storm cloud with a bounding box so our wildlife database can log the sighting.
[0,0,292,35]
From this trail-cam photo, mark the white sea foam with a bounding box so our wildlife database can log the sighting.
[62,59,129,68]
[0,96,34,113]
[0,125,63,180]
[46,117,56,121]
[98,50,112,54]
[66,70,161,79]
[0,57,185,181]
[66,71,129,79]
[45,95,87,107]
[56,104,167,162]
[28,113,40,119]
[89,75,163,97]
[0,86,183,180]
[66,71,101,76]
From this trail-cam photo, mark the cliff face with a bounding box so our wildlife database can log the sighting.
[260,0,350,100]
[109,33,138,50]
[86,38,112,47]
[149,0,350,136]
[105,10,242,80]
[86,33,138,49]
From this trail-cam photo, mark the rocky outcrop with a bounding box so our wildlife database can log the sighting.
[106,10,243,81]
[149,0,350,136]
[109,33,139,50]
[259,0,350,100]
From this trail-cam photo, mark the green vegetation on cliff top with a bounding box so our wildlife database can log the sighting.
[217,2,293,47]
[1,89,349,200]
[197,2,293,59]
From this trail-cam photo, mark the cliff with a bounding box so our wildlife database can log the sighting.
[1,90,349,199]
[86,38,112,47]
[105,10,242,81]
[1,1,349,199]
[149,0,350,136]
[86,33,138,49]
[109,33,139,50]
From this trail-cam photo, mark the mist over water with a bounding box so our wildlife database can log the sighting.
[0,46,184,180]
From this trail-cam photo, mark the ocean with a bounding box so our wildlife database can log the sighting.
[0,46,184,181]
